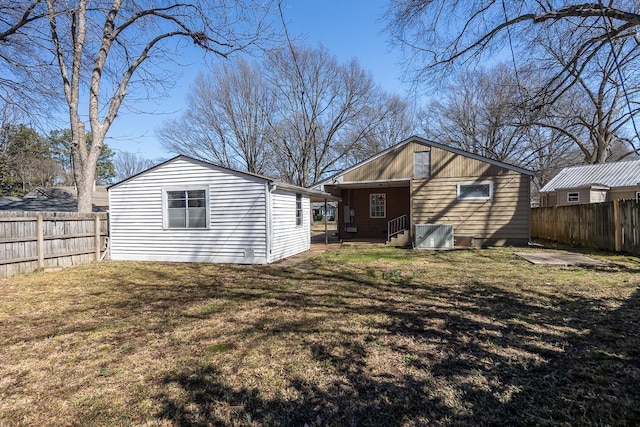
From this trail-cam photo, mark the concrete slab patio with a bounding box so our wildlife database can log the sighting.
[515,252,607,266]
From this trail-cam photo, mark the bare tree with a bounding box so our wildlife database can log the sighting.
[385,0,640,87]
[423,64,534,163]
[4,1,277,212]
[266,45,398,186]
[0,1,60,116]
[528,34,640,163]
[158,58,275,174]
[344,93,418,164]
[114,151,156,180]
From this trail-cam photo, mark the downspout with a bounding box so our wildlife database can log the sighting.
[265,182,276,263]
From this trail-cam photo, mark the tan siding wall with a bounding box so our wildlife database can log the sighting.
[412,172,530,244]
[610,186,640,201]
[342,142,513,182]
[344,142,426,181]
[430,146,507,178]
[556,189,590,206]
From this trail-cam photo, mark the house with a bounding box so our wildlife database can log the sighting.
[314,136,533,247]
[0,197,103,212]
[27,186,110,211]
[539,160,640,207]
[312,202,337,221]
[107,155,338,264]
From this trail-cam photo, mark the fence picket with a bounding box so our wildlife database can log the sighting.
[0,212,108,279]
[532,200,639,255]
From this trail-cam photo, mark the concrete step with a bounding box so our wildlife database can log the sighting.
[387,230,410,247]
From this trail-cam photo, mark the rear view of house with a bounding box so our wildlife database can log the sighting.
[539,160,640,206]
[108,156,337,264]
[314,136,533,247]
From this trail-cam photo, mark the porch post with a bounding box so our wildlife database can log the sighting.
[324,199,328,245]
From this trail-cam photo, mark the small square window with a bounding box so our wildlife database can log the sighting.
[165,189,207,228]
[567,192,580,203]
[370,193,386,218]
[457,182,493,201]
[636,192,640,202]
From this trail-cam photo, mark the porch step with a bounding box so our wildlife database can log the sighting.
[386,230,410,247]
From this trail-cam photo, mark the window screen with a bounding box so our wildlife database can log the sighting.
[414,151,431,178]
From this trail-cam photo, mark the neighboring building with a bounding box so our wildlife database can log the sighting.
[312,202,337,220]
[27,186,110,211]
[539,160,640,207]
[314,136,533,247]
[108,155,337,264]
[0,197,103,212]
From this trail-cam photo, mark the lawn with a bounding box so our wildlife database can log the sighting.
[1,246,639,426]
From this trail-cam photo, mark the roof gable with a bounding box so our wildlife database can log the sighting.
[540,160,640,192]
[108,155,338,200]
[314,136,534,187]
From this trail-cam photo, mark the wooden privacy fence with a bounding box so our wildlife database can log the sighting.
[0,212,108,279]
[532,200,639,255]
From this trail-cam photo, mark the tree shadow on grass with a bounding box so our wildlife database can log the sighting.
[152,260,640,426]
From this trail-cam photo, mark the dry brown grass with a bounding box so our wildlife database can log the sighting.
[1,246,639,426]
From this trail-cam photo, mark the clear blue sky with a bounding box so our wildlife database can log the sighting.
[103,0,411,161]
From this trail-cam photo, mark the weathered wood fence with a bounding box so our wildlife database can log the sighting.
[0,212,108,279]
[532,200,639,255]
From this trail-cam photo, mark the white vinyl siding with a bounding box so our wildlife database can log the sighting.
[269,190,310,262]
[109,158,268,264]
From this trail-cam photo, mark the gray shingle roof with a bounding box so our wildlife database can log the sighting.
[540,160,640,192]
[0,197,104,212]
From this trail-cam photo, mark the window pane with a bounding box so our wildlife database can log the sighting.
[168,208,186,228]
[188,190,205,199]
[188,207,206,228]
[460,184,490,199]
[167,191,185,200]
[168,199,186,208]
[188,198,206,208]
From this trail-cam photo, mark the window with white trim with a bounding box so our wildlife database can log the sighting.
[295,194,303,226]
[165,189,207,228]
[567,192,580,203]
[457,182,493,201]
[636,191,640,202]
[370,193,386,218]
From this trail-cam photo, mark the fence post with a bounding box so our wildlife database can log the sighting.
[613,199,621,252]
[94,215,101,261]
[37,214,44,269]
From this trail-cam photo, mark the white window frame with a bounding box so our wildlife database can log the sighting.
[567,192,580,203]
[457,181,493,201]
[636,191,640,202]
[162,186,209,229]
[370,193,386,218]
[295,194,303,227]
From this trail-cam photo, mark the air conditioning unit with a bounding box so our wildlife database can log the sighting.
[415,224,454,249]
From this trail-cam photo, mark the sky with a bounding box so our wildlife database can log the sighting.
[102,0,411,161]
